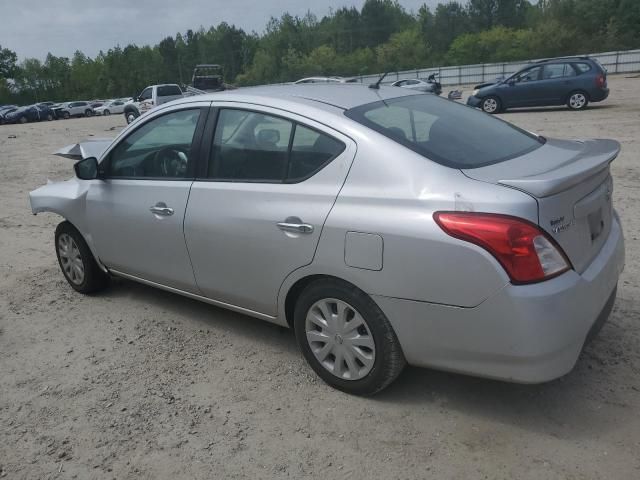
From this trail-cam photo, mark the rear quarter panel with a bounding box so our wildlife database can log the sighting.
[282,130,539,309]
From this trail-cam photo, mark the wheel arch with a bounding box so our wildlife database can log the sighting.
[281,273,367,329]
[565,88,590,103]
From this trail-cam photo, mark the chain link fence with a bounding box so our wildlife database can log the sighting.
[351,48,640,87]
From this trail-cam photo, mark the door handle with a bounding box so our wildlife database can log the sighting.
[149,203,174,216]
[277,222,314,234]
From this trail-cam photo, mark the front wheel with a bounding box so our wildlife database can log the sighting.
[63,111,70,119]
[125,111,138,124]
[567,91,589,110]
[481,96,501,114]
[103,109,110,116]
[19,116,28,124]
[55,221,109,294]
[85,109,93,117]
[294,279,406,395]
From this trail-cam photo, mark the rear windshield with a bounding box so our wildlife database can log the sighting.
[157,85,182,97]
[344,94,544,169]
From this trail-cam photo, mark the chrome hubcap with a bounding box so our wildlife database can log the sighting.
[57,234,85,285]
[305,298,375,381]
[570,93,586,108]
[483,98,498,113]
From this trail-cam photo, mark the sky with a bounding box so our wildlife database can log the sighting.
[0,0,441,61]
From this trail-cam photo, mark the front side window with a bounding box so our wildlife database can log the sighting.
[208,109,345,182]
[515,66,542,83]
[345,94,543,169]
[139,88,152,100]
[108,109,201,178]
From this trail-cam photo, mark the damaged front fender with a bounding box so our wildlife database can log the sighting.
[29,178,106,272]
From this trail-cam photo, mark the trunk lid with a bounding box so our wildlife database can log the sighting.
[463,138,620,273]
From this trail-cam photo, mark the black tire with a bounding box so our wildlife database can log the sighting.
[63,111,70,119]
[294,278,406,396]
[125,110,138,124]
[567,90,589,110]
[55,221,109,294]
[103,109,110,116]
[46,113,53,121]
[84,109,93,117]
[481,95,502,114]
[19,116,28,124]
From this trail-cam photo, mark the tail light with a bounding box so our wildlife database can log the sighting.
[434,212,571,284]
[595,73,606,88]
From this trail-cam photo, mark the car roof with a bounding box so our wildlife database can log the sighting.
[176,83,417,111]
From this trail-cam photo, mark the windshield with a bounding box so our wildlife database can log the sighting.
[344,94,544,169]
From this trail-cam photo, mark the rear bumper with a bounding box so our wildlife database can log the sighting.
[591,88,609,102]
[374,214,625,383]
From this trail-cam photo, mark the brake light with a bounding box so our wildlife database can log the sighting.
[433,212,571,284]
[595,73,606,88]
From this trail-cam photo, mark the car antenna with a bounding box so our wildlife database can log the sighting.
[369,72,388,90]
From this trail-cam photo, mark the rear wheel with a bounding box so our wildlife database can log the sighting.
[481,96,501,114]
[63,111,70,119]
[103,109,110,116]
[55,221,109,294]
[19,116,28,124]
[46,113,53,121]
[294,279,406,395]
[567,91,589,110]
[85,109,93,117]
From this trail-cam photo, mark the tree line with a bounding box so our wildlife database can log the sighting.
[1,0,638,105]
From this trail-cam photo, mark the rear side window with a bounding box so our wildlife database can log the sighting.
[574,63,592,73]
[345,94,543,169]
[157,85,182,96]
[208,109,345,182]
[543,63,575,79]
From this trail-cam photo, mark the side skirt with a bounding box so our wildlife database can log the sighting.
[109,269,287,327]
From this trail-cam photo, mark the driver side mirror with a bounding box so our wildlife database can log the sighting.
[74,157,101,180]
[507,79,516,86]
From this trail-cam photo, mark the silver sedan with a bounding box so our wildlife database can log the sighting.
[29,84,625,395]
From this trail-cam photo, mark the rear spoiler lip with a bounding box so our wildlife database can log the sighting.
[497,139,619,197]
[463,138,620,198]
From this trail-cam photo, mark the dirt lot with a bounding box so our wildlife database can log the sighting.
[1,76,639,479]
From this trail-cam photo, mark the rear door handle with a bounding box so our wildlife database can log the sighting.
[150,202,174,216]
[277,222,314,234]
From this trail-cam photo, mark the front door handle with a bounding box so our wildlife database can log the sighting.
[277,221,314,234]
[149,202,174,216]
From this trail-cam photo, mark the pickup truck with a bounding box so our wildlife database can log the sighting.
[123,84,183,124]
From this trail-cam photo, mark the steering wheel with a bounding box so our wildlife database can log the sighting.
[152,147,188,177]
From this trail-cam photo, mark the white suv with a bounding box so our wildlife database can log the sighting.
[55,101,94,119]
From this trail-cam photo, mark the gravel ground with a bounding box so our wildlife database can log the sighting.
[1,75,639,479]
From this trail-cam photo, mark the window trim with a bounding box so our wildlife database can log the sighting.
[102,106,209,181]
[198,106,346,184]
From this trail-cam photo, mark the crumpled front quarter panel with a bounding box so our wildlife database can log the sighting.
[29,178,98,254]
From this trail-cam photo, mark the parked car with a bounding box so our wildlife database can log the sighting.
[391,74,442,95]
[94,100,126,116]
[123,84,183,124]
[36,104,56,121]
[53,101,95,119]
[467,56,609,113]
[294,76,359,84]
[0,105,18,124]
[3,104,54,123]
[30,84,624,395]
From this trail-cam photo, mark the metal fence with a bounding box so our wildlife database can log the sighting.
[351,48,640,87]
